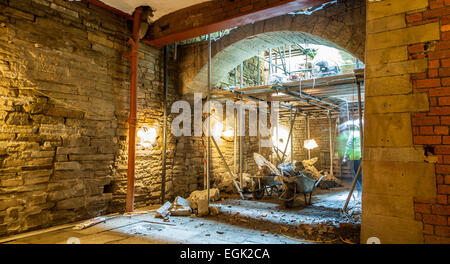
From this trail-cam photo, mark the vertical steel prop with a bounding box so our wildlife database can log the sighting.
[328,111,333,177]
[207,34,211,204]
[343,79,364,211]
[161,45,168,204]
[126,7,143,213]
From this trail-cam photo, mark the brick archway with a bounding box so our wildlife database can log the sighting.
[178,0,365,95]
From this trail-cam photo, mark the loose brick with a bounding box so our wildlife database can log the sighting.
[414,135,442,144]
[435,126,449,134]
[435,145,450,154]
[423,214,448,225]
[413,116,440,126]
[415,203,431,213]
[435,226,450,236]
[436,164,450,174]
[434,205,450,217]
[408,44,425,53]
[414,79,441,88]
[437,194,448,204]
[423,224,434,235]
[414,197,436,204]
[438,184,450,194]
[424,234,450,243]
[407,13,423,23]
[420,126,434,135]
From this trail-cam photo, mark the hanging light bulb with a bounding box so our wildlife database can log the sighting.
[222,127,234,139]
[304,139,318,150]
[137,125,157,148]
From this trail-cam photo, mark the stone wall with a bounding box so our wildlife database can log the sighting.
[362,0,443,244]
[279,115,339,174]
[0,0,179,236]
[218,56,265,89]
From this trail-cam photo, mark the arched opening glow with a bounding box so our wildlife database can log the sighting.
[137,125,157,148]
[271,125,291,156]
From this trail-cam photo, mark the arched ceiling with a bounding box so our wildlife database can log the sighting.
[188,31,352,94]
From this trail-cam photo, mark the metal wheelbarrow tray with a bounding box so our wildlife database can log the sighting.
[249,174,282,200]
[279,173,326,207]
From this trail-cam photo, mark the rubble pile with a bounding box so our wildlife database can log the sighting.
[297,158,342,189]
[155,189,222,219]
[213,173,253,193]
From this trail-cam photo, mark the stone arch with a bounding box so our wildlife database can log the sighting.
[179,0,365,95]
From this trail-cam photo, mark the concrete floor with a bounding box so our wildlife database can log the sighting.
[1,189,361,244]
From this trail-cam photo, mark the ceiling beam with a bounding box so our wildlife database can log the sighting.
[142,0,330,48]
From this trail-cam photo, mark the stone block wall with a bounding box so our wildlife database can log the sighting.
[279,115,338,172]
[218,56,265,89]
[363,0,447,244]
[0,0,179,236]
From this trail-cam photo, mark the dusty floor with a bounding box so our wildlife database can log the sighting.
[0,188,361,244]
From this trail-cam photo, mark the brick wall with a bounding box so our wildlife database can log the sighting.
[404,0,450,243]
[0,0,179,236]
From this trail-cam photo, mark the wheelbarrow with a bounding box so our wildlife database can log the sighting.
[277,162,326,208]
[249,174,282,200]
[251,153,283,200]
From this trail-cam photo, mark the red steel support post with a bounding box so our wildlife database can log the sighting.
[126,8,143,213]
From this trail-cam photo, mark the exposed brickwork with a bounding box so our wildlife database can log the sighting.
[407,0,450,243]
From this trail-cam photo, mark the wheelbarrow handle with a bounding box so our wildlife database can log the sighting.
[314,175,327,187]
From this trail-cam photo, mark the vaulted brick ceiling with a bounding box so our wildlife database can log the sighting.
[99,0,211,19]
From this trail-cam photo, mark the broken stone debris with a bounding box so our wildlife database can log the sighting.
[209,206,220,216]
[197,198,209,217]
[155,201,172,218]
[298,158,342,189]
[72,216,107,230]
[170,196,192,216]
[154,189,221,218]
[187,188,220,210]
[214,173,252,193]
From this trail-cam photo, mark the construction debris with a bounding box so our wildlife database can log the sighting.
[155,201,172,218]
[73,216,107,230]
[300,158,322,180]
[170,196,192,216]
[187,188,220,210]
[214,173,235,193]
[197,198,209,217]
[298,158,342,189]
[209,206,220,216]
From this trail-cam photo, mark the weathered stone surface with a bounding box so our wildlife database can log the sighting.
[365,93,429,114]
[367,23,439,51]
[197,198,209,217]
[367,0,428,21]
[365,113,413,147]
[56,197,85,210]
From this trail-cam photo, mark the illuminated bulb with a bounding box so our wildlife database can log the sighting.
[304,139,318,150]
[222,128,234,139]
[211,121,224,141]
[137,125,157,148]
[271,92,286,97]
